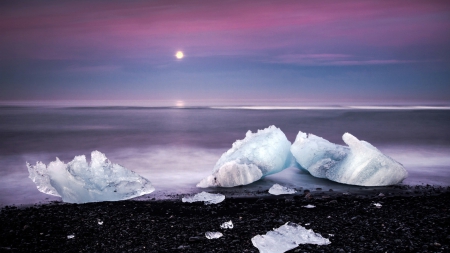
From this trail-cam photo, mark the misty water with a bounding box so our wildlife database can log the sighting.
[1,106,449,206]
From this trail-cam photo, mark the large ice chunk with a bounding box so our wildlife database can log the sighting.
[197,125,292,187]
[268,184,296,195]
[290,131,408,186]
[290,132,348,178]
[251,222,331,253]
[181,191,225,205]
[27,151,155,203]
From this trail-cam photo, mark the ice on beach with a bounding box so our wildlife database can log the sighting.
[303,204,316,209]
[27,151,155,203]
[251,222,331,253]
[373,203,382,208]
[197,125,292,188]
[181,191,225,205]
[205,231,223,239]
[220,220,234,229]
[67,235,75,239]
[290,131,408,186]
[268,184,296,195]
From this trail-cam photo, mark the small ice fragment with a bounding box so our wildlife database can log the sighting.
[67,235,75,239]
[327,216,331,218]
[182,191,225,205]
[98,220,103,225]
[268,184,296,195]
[220,220,234,229]
[378,193,385,197]
[373,203,382,207]
[305,223,310,226]
[303,204,316,208]
[205,232,223,239]
[329,234,334,237]
[251,222,331,253]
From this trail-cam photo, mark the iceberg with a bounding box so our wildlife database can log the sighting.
[268,184,296,195]
[251,222,331,253]
[290,131,408,186]
[197,125,292,187]
[181,191,225,205]
[27,151,155,203]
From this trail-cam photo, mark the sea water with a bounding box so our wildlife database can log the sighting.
[0,106,449,206]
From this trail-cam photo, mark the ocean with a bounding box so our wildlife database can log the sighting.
[1,106,449,206]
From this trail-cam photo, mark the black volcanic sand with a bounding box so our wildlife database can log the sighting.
[1,188,450,253]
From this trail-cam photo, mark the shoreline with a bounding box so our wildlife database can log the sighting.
[1,186,449,252]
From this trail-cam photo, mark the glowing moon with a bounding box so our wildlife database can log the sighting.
[175,100,184,107]
[175,51,184,59]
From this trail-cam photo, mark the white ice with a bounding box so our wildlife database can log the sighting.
[197,125,292,188]
[290,131,408,186]
[251,222,331,253]
[27,151,155,203]
[181,191,225,205]
[373,203,382,208]
[303,204,316,209]
[268,184,296,195]
[220,220,234,229]
[205,231,223,239]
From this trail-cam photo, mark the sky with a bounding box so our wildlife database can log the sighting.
[1,0,450,106]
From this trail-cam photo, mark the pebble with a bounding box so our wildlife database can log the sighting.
[0,189,449,253]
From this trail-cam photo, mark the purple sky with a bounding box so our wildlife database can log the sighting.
[1,0,449,106]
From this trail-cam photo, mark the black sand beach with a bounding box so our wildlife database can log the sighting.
[1,187,449,253]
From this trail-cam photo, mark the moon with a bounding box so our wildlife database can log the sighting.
[175,51,184,59]
[175,100,184,107]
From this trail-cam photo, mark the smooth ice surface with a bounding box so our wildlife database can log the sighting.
[220,220,234,229]
[197,125,292,187]
[268,184,296,195]
[205,232,223,239]
[27,151,155,203]
[181,191,225,205]
[290,131,408,186]
[251,222,331,253]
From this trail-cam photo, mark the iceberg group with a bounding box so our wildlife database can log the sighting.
[181,191,225,205]
[291,131,408,186]
[197,125,292,187]
[27,151,155,203]
[251,222,331,253]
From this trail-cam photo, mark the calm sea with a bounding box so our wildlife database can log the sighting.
[1,106,449,205]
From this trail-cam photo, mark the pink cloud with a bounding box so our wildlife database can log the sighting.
[269,54,422,65]
[1,0,449,61]
[65,65,121,72]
